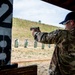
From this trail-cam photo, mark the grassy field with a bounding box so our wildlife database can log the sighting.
[12,18,60,75]
[12,18,60,41]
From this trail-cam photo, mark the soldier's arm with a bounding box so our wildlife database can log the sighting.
[33,30,64,44]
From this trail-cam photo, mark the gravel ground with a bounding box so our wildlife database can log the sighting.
[11,44,55,75]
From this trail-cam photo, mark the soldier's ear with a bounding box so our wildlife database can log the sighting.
[70,20,75,26]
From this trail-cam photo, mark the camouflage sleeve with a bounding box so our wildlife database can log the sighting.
[33,30,62,44]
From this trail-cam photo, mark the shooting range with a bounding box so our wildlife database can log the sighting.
[0,0,75,75]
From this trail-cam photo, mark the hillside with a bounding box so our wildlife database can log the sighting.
[12,18,60,40]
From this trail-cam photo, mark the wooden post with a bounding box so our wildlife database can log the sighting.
[34,40,37,48]
[48,44,50,48]
[14,39,19,48]
[42,43,45,49]
[24,39,28,48]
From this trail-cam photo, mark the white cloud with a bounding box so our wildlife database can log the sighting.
[13,0,70,27]
[13,0,41,10]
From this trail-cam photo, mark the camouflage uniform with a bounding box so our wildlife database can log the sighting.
[33,28,75,75]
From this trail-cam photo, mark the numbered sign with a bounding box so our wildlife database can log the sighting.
[0,0,13,66]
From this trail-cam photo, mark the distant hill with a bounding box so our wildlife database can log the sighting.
[12,18,60,41]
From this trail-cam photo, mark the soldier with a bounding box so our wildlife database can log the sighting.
[31,12,75,75]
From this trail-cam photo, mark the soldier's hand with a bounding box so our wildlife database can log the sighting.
[31,29,41,36]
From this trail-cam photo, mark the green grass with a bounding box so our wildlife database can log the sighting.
[12,18,60,40]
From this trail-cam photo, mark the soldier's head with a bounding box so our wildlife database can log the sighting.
[59,12,75,30]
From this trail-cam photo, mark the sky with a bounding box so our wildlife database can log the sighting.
[13,0,71,28]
